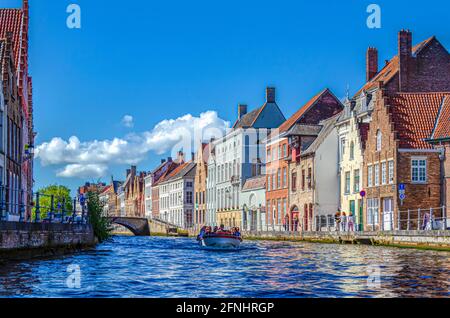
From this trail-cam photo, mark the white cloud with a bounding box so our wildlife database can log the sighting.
[57,164,108,179]
[122,115,134,128]
[36,111,230,179]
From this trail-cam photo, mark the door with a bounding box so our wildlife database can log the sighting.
[383,198,393,231]
[358,199,364,231]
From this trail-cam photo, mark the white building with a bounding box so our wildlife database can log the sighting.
[117,184,126,217]
[144,174,153,218]
[206,87,286,227]
[159,162,196,228]
[240,175,266,231]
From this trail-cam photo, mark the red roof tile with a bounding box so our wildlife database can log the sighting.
[430,96,450,140]
[389,93,449,148]
[277,88,329,134]
[0,8,23,70]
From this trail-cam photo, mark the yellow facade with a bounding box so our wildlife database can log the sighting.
[216,210,242,228]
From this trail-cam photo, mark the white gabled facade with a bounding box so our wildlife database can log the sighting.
[206,87,286,227]
[144,174,153,218]
[159,162,196,229]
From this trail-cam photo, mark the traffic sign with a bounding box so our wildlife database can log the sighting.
[360,190,366,198]
[399,183,406,191]
[399,193,406,201]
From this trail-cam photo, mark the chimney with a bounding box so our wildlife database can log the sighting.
[161,159,166,164]
[398,29,413,91]
[266,87,276,103]
[366,47,378,81]
[238,104,247,120]
[177,151,185,163]
[191,152,195,162]
[168,157,173,162]
[126,169,131,176]
[131,166,137,175]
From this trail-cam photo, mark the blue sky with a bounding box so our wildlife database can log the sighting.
[3,0,450,195]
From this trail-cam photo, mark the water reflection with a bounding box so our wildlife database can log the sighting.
[0,236,449,298]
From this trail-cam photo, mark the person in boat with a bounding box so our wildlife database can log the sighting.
[213,226,219,233]
[234,227,241,237]
[197,226,207,241]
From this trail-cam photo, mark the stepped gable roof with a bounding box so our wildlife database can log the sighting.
[0,8,23,70]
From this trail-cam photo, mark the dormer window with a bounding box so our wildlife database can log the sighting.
[376,130,382,152]
[360,92,367,111]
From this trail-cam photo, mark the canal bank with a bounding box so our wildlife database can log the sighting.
[0,221,96,260]
[240,230,450,251]
[187,228,450,251]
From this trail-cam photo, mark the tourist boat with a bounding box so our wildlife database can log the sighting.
[198,232,242,249]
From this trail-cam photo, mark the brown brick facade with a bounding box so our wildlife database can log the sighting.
[363,89,442,231]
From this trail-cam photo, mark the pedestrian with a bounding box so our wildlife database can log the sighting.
[335,209,341,232]
[348,212,354,232]
[341,212,347,232]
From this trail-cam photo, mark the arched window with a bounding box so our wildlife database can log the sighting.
[376,130,382,152]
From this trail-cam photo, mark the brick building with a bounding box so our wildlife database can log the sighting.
[426,97,450,221]
[0,0,35,219]
[122,166,147,218]
[265,89,343,230]
[194,142,209,226]
[359,30,450,231]
[0,34,24,221]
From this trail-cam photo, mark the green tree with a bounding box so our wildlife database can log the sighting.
[33,185,73,220]
[87,191,112,242]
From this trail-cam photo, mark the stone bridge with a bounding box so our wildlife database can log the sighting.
[107,217,151,236]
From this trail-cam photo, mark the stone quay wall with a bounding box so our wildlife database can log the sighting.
[0,222,96,259]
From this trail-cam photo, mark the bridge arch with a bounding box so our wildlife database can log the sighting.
[107,217,151,236]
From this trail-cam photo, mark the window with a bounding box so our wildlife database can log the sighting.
[374,164,380,186]
[368,166,373,187]
[367,198,379,226]
[186,191,193,204]
[412,158,427,183]
[345,172,351,194]
[339,137,346,161]
[388,160,394,184]
[283,198,287,221]
[376,130,382,152]
[277,199,282,224]
[186,181,193,188]
[307,168,312,189]
[282,144,287,158]
[278,145,282,159]
[350,141,355,161]
[291,172,297,192]
[354,169,360,193]
[282,167,287,188]
[381,162,387,185]
[267,148,271,163]
[301,169,305,191]
[277,168,281,189]
[268,175,271,191]
[272,172,276,190]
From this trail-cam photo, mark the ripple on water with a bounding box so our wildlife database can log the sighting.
[0,236,449,298]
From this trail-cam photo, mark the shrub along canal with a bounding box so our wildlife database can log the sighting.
[0,235,449,297]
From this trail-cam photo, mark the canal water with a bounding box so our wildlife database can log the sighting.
[0,236,449,298]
